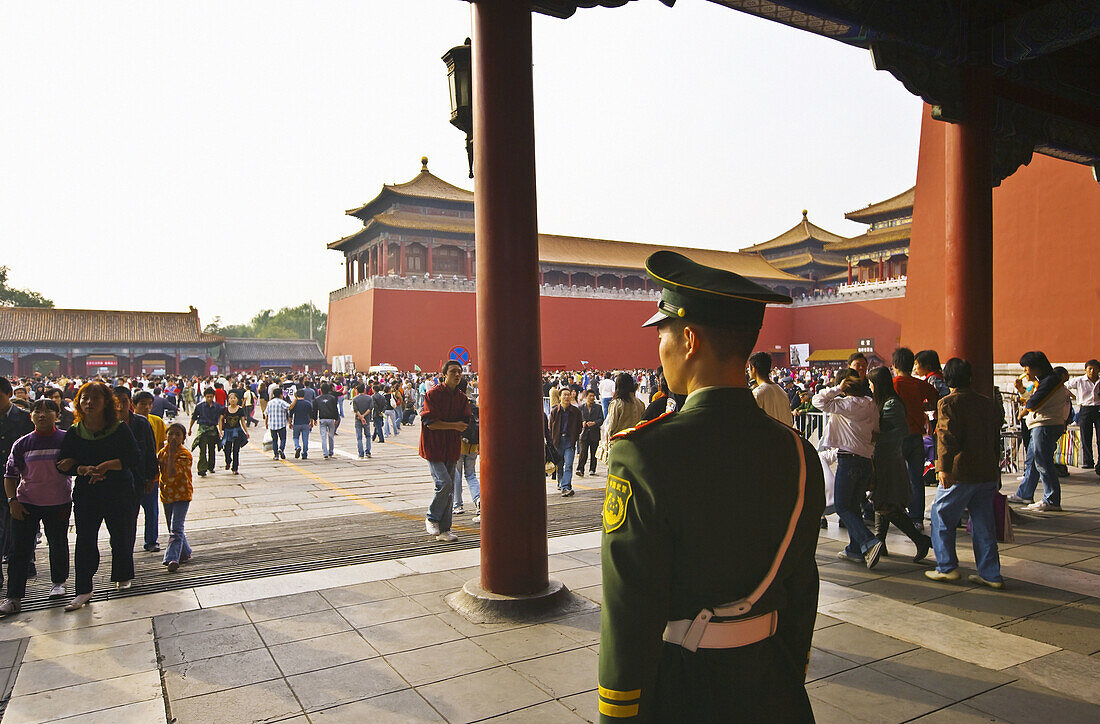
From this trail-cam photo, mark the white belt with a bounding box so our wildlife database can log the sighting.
[663,427,805,654]
[662,609,778,652]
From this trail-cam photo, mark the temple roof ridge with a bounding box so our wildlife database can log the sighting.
[741,210,850,253]
[844,186,915,223]
[345,157,474,218]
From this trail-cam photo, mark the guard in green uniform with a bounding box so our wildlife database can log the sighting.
[598,251,825,722]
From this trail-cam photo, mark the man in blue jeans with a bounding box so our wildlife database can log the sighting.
[288,389,314,460]
[548,388,581,497]
[351,383,373,459]
[420,361,471,543]
[313,383,340,460]
[926,358,1004,588]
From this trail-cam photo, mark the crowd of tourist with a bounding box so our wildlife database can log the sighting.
[0,346,1093,608]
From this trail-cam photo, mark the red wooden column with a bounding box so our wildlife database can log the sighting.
[464,248,472,279]
[399,242,407,276]
[846,260,852,284]
[426,244,433,276]
[943,67,994,396]
[473,0,548,596]
[877,257,884,281]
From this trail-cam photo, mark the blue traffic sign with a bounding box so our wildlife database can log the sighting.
[449,346,470,365]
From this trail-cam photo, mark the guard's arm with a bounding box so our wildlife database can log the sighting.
[599,440,671,721]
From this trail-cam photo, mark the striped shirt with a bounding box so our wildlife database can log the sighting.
[5,429,72,506]
[265,398,290,430]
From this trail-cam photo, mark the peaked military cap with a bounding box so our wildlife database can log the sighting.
[642,250,793,329]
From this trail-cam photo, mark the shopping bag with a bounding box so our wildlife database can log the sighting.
[1054,428,1081,467]
[994,491,1014,543]
[818,448,836,514]
[262,429,273,452]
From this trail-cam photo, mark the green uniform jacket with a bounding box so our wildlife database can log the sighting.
[598,387,825,722]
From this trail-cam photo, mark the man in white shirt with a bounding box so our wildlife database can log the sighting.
[1067,359,1100,474]
[748,352,794,426]
[598,372,615,418]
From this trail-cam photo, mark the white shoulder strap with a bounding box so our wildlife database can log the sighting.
[715,427,807,617]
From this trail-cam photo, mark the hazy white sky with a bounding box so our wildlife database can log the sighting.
[1,1,921,325]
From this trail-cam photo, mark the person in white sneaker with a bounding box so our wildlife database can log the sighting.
[926,358,1005,589]
[420,361,471,543]
[2,399,73,615]
[1010,351,1071,513]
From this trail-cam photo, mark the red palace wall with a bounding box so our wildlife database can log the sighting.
[755,298,904,360]
[327,288,664,372]
[902,104,1100,364]
[327,286,904,372]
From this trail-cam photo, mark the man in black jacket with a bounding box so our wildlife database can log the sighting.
[371,385,387,443]
[0,378,34,586]
[576,390,604,477]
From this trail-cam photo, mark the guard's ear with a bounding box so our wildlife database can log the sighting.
[682,324,701,361]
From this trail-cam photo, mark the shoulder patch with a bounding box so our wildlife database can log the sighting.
[603,474,633,533]
[610,410,673,440]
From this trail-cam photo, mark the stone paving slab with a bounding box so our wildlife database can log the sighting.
[1,451,1098,721]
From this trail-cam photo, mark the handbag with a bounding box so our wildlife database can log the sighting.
[966,491,1014,543]
[596,438,610,463]
[545,439,562,475]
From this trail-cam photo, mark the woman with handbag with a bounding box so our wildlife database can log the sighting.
[602,372,646,451]
[218,392,249,474]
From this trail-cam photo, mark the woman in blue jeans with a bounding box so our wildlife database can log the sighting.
[158,424,194,573]
[812,370,883,569]
[1009,351,1071,513]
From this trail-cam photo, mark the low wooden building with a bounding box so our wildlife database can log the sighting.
[0,306,222,377]
[223,338,326,373]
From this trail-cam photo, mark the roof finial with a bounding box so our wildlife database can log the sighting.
[421,156,429,172]
[802,209,808,218]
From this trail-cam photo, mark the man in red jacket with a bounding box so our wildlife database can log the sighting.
[419,361,471,543]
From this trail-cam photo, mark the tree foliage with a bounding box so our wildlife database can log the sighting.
[0,266,53,307]
[204,303,326,348]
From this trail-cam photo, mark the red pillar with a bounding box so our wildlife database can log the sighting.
[380,241,388,275]
[426,244,433,276]
[399,242,407,276]
[346,258,352,286]
[474,0,548,596]
[846,260,852,284]
[464,248,472,279]
[943,68,994,396]
[12,350,18,377]
[877,257,884,281]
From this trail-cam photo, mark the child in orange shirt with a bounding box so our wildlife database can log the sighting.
[158,423,194,572]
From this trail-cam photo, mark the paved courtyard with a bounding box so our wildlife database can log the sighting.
[0,416,1097,722]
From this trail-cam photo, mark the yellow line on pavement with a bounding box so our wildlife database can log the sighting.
[276,457,480,535]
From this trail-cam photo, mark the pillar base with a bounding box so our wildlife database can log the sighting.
[445,578,597,624]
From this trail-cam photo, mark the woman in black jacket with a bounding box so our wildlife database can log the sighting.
[56,382,140,610]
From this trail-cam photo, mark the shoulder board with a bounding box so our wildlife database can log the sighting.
[611,410,673,440]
